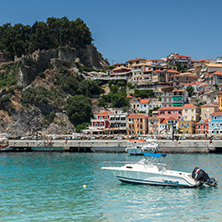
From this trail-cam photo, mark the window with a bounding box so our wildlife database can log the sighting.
[168,111,171,114]
[100,123,103,126]
[185,109,188,112]
[191,109,194,112]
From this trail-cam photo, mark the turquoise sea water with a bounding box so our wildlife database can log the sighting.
[0,152,221,222]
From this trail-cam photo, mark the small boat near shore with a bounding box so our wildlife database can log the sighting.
[125,138,159,155]
[102,153,217,187]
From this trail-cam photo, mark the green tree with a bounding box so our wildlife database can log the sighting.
[186,86,194,97]
[76,122,90,133]
[66,95,93,126]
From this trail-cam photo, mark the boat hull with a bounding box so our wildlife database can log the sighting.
[102,167,201,187]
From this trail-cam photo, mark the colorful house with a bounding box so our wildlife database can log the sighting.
[200,103,218,120]
[139,99,150,114]
[89,111,112,134]
[148,116,165,135]
[195,119,209,134]
[158,107,183,120]
[178,120,196,134]
[127,114,149,135]
[208,112,222,134]
[182,104,200,122]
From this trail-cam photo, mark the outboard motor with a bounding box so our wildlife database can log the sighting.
[192,167,217,187]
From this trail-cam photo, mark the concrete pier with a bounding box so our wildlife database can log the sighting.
[8,139,222,153]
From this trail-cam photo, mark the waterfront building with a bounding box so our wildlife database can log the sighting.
[127,114,149,135]
[89,111,112,134]
[208,112,222,134]
[159,116,178,135]
[200,103,218,120]
[106,109,127,134]
[195,119,209,134]
[148,116,164,135]
[158,107,183,120]
[178,120,196,134]
[182,104,200,122]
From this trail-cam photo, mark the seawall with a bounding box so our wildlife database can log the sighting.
[8,139,222,153]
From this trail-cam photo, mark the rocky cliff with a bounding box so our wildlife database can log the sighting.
[0,45,108,138]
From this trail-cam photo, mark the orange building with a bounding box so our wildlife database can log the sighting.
[127,114,149,135]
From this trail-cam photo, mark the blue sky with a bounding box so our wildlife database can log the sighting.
[1,0,222,64]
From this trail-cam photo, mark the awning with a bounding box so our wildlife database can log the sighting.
[172,96,183,100]
[172,103,183,106]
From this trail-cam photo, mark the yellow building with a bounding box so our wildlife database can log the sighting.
[127,114,149,135]
[178,120,196,134]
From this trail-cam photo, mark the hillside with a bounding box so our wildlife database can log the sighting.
[0,44,109,138]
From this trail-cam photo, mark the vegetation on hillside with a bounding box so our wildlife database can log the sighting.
[0,17,93,60]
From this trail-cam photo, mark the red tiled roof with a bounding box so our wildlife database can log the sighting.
[128,114,149,118]
[201,103,218,108]
[183,83,195,86]
[140,99,150,104]
[158,107,183,111]
[97,111,112,116]
[211,112,222,116]
[199,59,208,62]
[127,58,146,62]
[166,70,179,73]
[172,89,185,92]
[174,54,191,58]
[183,104,199,109]
[169,75,181,77]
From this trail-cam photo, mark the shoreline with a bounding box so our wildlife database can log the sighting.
[7,139,222,153]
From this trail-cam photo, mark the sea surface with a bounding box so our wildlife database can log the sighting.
[0,152,221,222]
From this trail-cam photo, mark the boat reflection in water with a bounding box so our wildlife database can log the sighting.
[102,153,217,188]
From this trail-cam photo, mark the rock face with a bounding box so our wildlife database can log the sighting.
[2,108,75,139]
[0,45,109,138]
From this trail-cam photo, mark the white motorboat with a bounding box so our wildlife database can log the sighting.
[101,153,217,187]
[125,139,159,155]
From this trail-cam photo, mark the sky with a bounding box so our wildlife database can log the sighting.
[1,0,222,64]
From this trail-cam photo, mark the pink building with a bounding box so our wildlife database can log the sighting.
[157,107,183,120]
